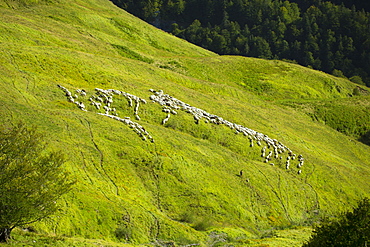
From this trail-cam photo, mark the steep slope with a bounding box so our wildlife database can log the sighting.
[0,0,370,246]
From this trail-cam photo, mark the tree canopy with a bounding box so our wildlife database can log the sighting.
[110,0,370,86]
[303,198,370,247]
[0,123,75,242]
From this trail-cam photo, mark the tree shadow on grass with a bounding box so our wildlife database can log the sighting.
[358,131,370,146]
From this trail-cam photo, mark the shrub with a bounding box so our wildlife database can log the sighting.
[115,226,132,241]
[332,69,347,78]
[303,198,370,247]
[350,76,365,85]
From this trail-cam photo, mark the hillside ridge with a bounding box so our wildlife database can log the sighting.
[1,0,370,246]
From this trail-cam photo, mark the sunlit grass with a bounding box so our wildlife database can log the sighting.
[0,0,369,246]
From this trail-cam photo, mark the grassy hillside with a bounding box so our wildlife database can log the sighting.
[0,0,370,246]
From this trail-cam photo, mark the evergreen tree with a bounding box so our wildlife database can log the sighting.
[111,0,370,86]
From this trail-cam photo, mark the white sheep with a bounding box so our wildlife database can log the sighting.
[162,113,170,125]
[148,88,303,164]
[297,160,304,168]
[266,151,273,161]
[261,146,266,157]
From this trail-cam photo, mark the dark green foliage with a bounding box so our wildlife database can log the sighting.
[115,225,132,241]
[110,0,370,86]
[359,131,370,145]
[332,69,347,78]
[0,123,74,242]
[350,75,365,85]
[303,198,370,247]
[178,212,213,231]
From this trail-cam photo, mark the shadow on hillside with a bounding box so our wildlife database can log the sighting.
[358,131,370,146]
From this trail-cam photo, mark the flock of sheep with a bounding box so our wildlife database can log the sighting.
[57,85,152,142]
[149,89,304,174]
[58,85,304,174]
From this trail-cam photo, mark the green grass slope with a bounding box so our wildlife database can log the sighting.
[1,0,370,246]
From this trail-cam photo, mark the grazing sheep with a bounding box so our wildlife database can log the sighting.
[297,160,304,168]
[134,101,140,114]
[148,88,304,168]
[97,113,154,142]
[162,113,170,125]
[95,102,101,110]
[59,86,304,162]
[261,146,266,157]
[266,151,273,161]
[73,101,86,111]
[286,159,290,169]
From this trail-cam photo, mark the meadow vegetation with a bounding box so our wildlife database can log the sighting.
[0,0,369,246]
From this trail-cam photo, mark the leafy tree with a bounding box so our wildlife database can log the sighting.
[249,36,273,59]
[303,198,370,247]
[111,0,370,86]
[0,123,75,242]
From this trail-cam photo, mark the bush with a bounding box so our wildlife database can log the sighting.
[115,226,132,241]
[350,75,365,85]
[303,198,370,247]
[332,69,347,78]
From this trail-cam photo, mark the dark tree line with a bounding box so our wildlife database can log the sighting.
[110,0,370,86]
